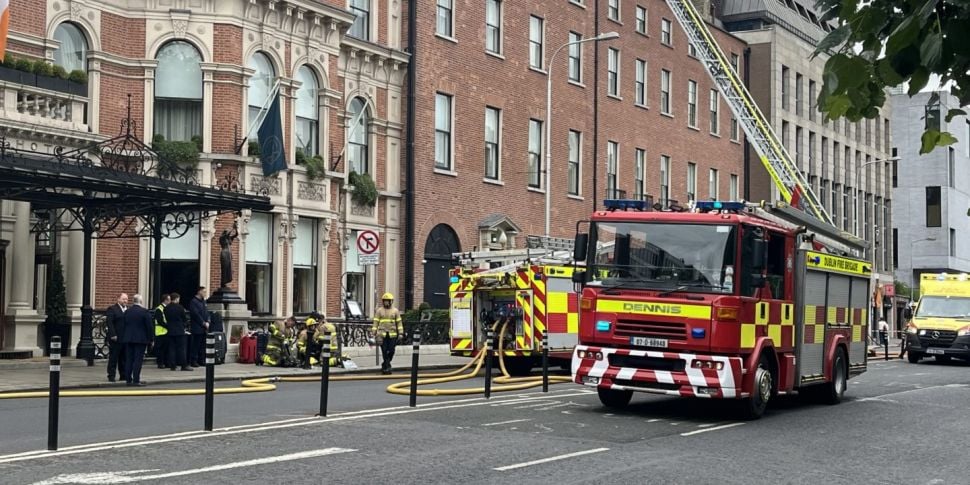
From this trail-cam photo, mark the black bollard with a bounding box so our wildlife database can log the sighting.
[409,332,420,407]
[319,332,331,417]
[204,334,215,431]
[485,330,494,399]
[48,336,61,451]
[885,333,889,361]
[541,333,549,393]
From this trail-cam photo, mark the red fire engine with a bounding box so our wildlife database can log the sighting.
[570,200,871,418]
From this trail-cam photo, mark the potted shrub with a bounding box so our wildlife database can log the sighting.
[43,259,71,357]
[348,170,378,207]
[67,69,88,96]
[152,134,201,179]
[33,60,71,93]
[306,154,327,180]
[0,54,23,83]
[0,56,37,85]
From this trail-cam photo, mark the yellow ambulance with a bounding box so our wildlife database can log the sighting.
[904,273,970,363]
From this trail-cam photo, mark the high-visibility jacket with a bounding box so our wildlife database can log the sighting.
[372,307,403,339]
[313,321,339,353]
[154,304,168,336]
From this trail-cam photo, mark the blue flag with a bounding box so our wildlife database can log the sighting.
[258,93,287,176]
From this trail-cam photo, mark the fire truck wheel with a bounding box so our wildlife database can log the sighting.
[907,352,921,364]
[822,348,848,405]
[740,359,772,420]
[597,388,633,409]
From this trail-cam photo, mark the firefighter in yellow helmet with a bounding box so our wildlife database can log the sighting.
[297,316,317,369]
[262,317,297,367]
[372,292,404,374]
[312,313,340,367]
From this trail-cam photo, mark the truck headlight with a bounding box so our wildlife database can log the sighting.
[959,327,970,337]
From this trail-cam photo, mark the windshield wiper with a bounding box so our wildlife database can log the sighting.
[592,277,664,293]
[657,285,688,297]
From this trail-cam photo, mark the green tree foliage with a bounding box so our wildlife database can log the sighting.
[813,0,967,153]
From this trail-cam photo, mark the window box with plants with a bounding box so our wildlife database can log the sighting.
[152,134,202,179]
[295,149,328,181]
[348,170,378,208]
[0,55,88,97]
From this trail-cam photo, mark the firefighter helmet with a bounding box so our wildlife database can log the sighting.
[382,292,394,301]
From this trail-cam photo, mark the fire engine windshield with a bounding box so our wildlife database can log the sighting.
[588,222,737,294]
[916,296,970,318]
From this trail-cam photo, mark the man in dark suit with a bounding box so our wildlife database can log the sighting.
[164,292,192,371]
[122,294,154,386]
[105,293,129,382]
[188,286,210,367]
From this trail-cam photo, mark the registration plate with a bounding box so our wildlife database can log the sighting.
[926,348,945,355]
[630,336,668,348]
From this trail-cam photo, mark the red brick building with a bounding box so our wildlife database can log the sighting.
[407,0,747,308]
[0,0,408,355]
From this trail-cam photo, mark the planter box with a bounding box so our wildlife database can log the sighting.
[0,66,88,97]
[68,81,88,97]
[0,65,35,85]
[35,74,70,93]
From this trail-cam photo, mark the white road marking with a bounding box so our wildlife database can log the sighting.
[29,448,355,484]
[679,422,745,436]
[494,448,610,471]
[481,419,532,427]
[647,418,663,423]
[0,390,596,464]
[534,402,584,411]
[513,401,562,409]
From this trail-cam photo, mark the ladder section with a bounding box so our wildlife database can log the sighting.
[748,202,868,255]
[664,0,834,227]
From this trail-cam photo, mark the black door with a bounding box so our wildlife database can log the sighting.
[423,224,460,309]
[160,261,200,308]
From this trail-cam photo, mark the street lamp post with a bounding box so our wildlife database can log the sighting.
[908,237,937,300]
[853,156,898,336]
[544,31,620,237]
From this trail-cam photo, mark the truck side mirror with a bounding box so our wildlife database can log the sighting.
[751,273,767,288]
[751,238,767,271]
[574,233,589,262]
[572,270,586,284]
[903,307,913,320]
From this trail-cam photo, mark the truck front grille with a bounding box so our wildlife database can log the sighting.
[608,353,686,372]
[919,330,957,347]
[614,320,687,341]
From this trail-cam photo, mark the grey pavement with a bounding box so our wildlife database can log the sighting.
[2,357,970,483]
[0,344,466,393]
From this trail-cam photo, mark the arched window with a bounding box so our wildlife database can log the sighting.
[154,41,203,142]
[52,23,87,73]
[347,97,369,174]
[295,66,319,157]
[247,52,276,138]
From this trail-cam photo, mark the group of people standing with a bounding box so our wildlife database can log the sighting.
[105,287,212,386]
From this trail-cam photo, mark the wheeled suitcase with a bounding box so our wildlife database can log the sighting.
[209,331,227,365]
[255,332,270,366]
[238,334,257,364]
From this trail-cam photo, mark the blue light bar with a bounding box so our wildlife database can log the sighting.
[603,199,649,211]
[694,201,746,212]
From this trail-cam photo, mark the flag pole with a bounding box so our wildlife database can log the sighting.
[246,79,282,141]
